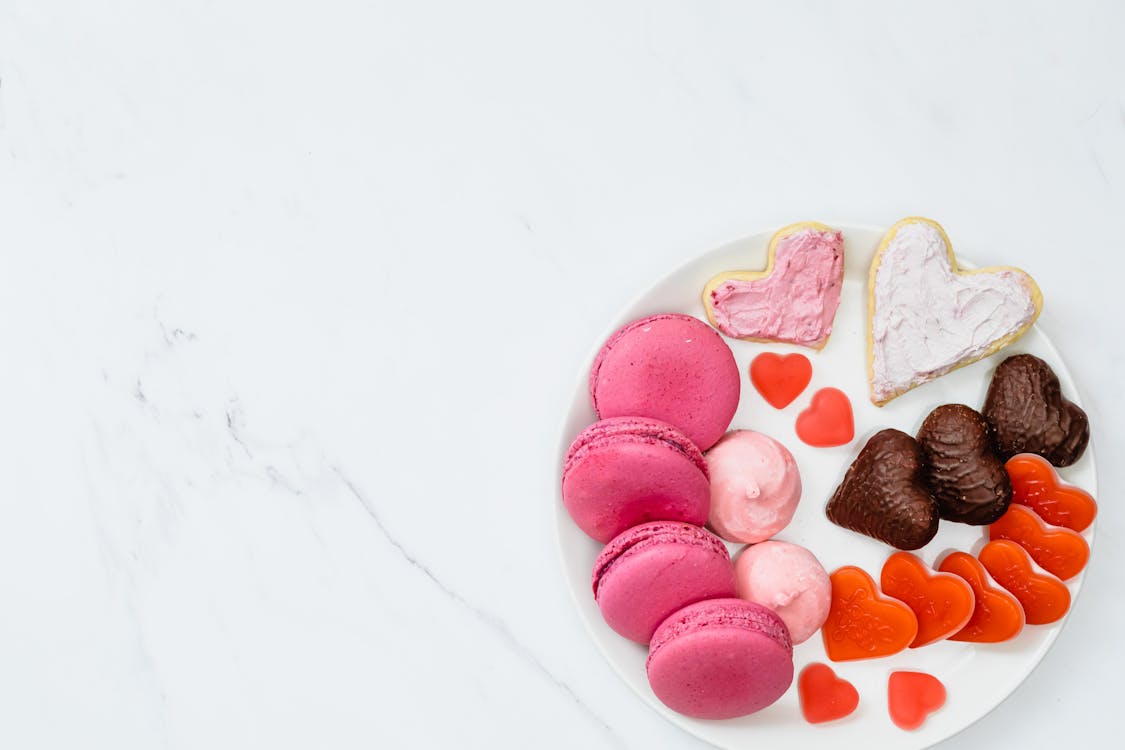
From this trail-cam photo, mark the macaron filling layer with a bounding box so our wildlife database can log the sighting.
[592,522,729,598]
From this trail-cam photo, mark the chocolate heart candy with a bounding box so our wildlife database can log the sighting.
[982,354,1089,467]
[826,429,939,550]
[917,404,1012,525]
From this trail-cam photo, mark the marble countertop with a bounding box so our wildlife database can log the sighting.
[1,1,1123,747]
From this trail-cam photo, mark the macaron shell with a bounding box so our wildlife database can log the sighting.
[562,427,710,542]
[594,524,736,643]
[647,599,794,720]
[734,541,831,644]
[589,314,739,450]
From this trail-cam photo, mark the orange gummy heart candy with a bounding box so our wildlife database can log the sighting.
[880,551,975,648]
[938,551,1024,643]
[796,388,854,447]
[888,671,946,731]
[798,663,859,724]
[978,540,1070,625]
[822,566,917,661]
[750,352,813,409]
[1006,453,1097,532]
[989,504,1089,581]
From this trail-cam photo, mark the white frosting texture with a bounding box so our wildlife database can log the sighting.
[870,221,1038,403]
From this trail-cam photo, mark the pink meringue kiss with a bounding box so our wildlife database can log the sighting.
[706,430,802,543]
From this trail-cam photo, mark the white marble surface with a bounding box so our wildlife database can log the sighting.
[1,1,1123,748]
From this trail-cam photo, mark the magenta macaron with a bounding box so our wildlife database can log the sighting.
[647,598,794,720]
[592,522,736,643]
[562,417,711,542]
[589,313,739,451]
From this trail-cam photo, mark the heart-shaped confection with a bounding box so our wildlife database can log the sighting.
[888,671,946,731]
[938,551,1025,643]
[978,540,1070,625]
[880,551,975,648]
[822,566,917,661]
[867,218,1041,405]
[826,429,940,550]
[988,504,1089,581]
[1006,453,1097,531]
[798,663,859,724]
[704,222,844,349]
[750,352,812,409]
[796,388,854,447]
[916,404,1012,525]
[983,354,1090,467]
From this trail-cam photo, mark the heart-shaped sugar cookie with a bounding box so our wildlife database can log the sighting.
[983,354,1089,467]
[825,429,939,550]
[704,222,844,349]
[867,217,1041,405]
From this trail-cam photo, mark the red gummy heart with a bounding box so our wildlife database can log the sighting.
[1006,453,1097,532]
[796,387,854,447]
[978,539,1070,625]
[888,671,946,730]
[822,566,917,661]
[750,353,812,409]
[989,504,1089,581]
[880,551,975,648]
[798,663,859,724]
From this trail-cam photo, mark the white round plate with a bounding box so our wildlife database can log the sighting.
[555,223,1097,749]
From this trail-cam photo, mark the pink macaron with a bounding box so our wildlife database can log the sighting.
[734,541,831,644]
[589,314,739,451]
[592,522,736,644]
[707,430,802,543]
[647,598,794,719]
[562,417,710,542]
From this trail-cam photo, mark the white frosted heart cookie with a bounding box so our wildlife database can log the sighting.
[867,218,1042,406]
[703,222,844,349]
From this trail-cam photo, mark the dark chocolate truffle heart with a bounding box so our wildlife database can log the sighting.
[826,429,940,550]
[917,404,1012,525]
[982,354,1089,467]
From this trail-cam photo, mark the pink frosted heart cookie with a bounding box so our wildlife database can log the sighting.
[703,222,844,349]
[867,217,1042,405]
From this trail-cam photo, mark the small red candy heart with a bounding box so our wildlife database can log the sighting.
[798,663,859,724]
[750,352,813,409]
[796,387,854,447]
[888,671,946,731]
